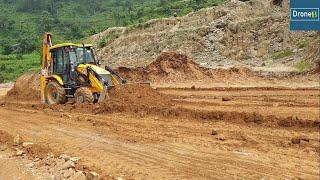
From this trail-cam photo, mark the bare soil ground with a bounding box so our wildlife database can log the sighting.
[0,85,319,179]
[0,53,319,179]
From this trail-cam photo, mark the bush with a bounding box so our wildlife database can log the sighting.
[272,49,293,59]
[298,41,308,49]
[296,61,311,73]
[97,38,107,48]
[0,73,3,83]
[0,40,13,55]
[14,36,39,54]
[0,64,5,71]
[16,53,23,60]
[97,30,120,48]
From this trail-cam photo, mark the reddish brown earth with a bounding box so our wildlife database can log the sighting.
[6,73,40,101]
[116,52,257,83]
[0,52,319,179]
[117,52,319,89]
[0,86,319,179]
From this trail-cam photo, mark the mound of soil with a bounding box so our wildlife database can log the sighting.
[4,71,171,107]
[6,73,41,101]
[117,52,213,82]
[148,52,213,80]
[108,84,172,106]
[117,67,149,82]
[117,52,254,83]
[73,84,174,114]
[5,52,256,102]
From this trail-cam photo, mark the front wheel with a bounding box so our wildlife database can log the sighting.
[74,87,94,104]
[45,81,67,105]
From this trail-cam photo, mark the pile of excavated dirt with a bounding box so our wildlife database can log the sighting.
[117,52,213,82]
[3,72,172,105]
[108,84,172,106]
[73,84,174,114]
[147,52,215,81]
[117,52,254,83]
[6,73,41,101]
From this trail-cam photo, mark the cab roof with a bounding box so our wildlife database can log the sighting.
[50,43,93,50]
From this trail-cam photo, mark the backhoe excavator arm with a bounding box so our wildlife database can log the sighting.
[42,32,52,70]
[41,32,53,103]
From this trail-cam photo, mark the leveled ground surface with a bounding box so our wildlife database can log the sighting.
[0,86,319,179]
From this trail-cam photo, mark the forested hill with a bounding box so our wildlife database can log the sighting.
[0,0,224,53]
[0,0,224,82]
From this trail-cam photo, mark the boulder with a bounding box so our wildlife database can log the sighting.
[86,171,100,180]
[61,160,75,170]
[13,134,23,146]
[15,148,25,156]
[70,171,86,180]
[63,168,76,178]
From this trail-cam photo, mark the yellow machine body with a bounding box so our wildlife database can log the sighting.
[40,32,123,104]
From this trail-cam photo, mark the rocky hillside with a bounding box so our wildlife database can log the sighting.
[91,0,319,72]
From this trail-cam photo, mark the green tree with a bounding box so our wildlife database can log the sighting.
[38,11,54,33]
[65,23,84,39]
[16,36,38,54]
[0,39,12,55]
[0,73,4,83]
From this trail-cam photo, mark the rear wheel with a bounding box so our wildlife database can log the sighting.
[45,81,67,105]
[74,87,94,104]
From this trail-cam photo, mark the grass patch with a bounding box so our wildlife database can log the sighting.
[125,22,152,34]
[97,30,121,48]
[0,52,40,83]
[272,49,293,59]
[298,41,308,49]
[296,60,311,73]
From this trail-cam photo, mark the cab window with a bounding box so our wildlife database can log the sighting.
[54,49,64,74]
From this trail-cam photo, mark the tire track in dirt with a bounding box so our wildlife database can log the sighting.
[0,117,253,179]
[0,107,318,179]
[0,121,301,180]
[2,100,319,130]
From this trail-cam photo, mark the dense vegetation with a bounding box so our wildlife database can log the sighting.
[0,0,224,82]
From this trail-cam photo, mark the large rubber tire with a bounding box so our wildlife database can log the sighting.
[74,87,94,104]
[45,81,67,105]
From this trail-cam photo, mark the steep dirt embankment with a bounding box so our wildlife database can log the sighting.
[305,33,320,72]
[91,0,316,71]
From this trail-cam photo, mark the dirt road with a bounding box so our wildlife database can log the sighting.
[0,87,318,179]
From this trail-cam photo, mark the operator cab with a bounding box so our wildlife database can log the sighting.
[49,43,96,86]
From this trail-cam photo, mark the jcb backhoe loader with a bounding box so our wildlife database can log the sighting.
[40,32,126,104]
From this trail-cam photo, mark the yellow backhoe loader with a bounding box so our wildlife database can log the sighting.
[40,32,126,104]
